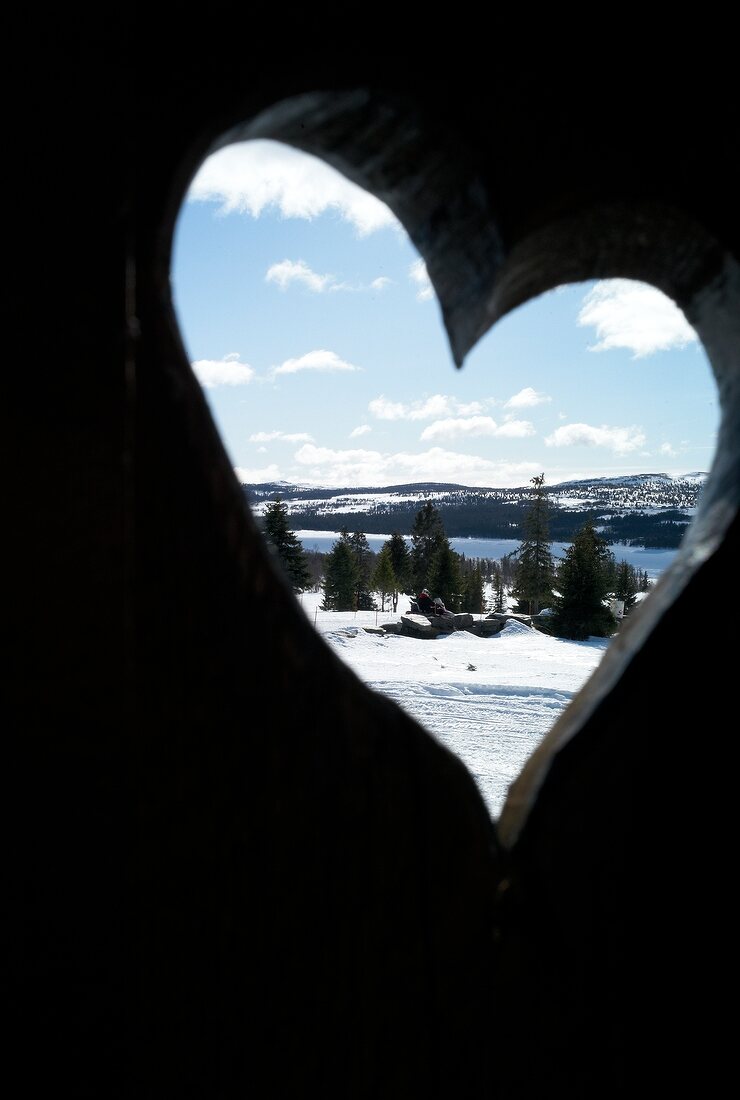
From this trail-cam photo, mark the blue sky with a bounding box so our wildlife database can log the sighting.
[170,139,718,489]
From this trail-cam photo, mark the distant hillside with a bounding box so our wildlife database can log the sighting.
[243,473,708,549]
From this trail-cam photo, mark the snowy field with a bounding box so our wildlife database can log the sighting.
[298,590,613,821]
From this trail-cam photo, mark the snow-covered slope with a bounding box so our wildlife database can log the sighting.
[303,591,611,820]
[247,472,707,517]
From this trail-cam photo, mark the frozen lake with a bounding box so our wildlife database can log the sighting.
[295,531,678,579]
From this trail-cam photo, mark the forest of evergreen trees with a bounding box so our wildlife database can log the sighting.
[247,487,691,547]
[258,484,651,635]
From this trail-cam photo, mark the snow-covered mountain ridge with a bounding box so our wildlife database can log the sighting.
[246,472,706,515]
[243,473,707,549]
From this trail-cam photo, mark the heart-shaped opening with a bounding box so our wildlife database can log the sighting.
[171,126,724,822]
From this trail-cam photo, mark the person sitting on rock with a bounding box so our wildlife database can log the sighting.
[433,597,454,618]
[417,587,435,614]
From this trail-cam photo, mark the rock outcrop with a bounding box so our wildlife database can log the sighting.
[387,611,510,639]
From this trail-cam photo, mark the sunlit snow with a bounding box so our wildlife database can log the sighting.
[300,590,611,820]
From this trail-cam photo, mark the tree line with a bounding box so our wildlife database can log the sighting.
[508,474,649,639]
[260,482,651,640]
[254,491,691,547]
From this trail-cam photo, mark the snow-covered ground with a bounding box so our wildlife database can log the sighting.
[298,590,612,821]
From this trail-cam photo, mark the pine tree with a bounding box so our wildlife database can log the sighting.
[410,501,447,593]
[499,552,516,588]
[551,521,617,640]
[344,529,376,610]
[461,563,486,614]
[614,560,638,612]
[512,474,555,615]
[428,542,463,610]
[491,565,507,613]
[371,545,398,612]
[385,531,412,612]
[262,496,311,592]
[321,539,359,611]
[602,552,617,597]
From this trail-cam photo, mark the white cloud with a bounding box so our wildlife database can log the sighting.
[271,350,361,377]
[291,443,541,488]
[456,400,485,415]
[369,394,478,422]
[659,441,678,457]
[421,416,498,441]
[234,463,282,482]
[545,422,646,454]
[406,395,455,420]
[265,259,333,292]
[368,395,408,420]
[420,416,535,442]
[191,352,255,388]
[495,418,536,438]
[409,258,434,301]
[188,139,397,236]
[504,387,552,409]
[577,279,698,357]
[349,424,371,438]
[249,430,314,443]
[266,259,392,295]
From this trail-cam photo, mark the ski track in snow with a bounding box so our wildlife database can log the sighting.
[308,603,611,821]
[367,680,572,819]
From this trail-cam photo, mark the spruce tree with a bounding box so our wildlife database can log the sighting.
[427,542,463,610]
[371,545,397,612]
[500,552,516,588]
[321,539,359,611]
[345,529,376,610]
[512,473,555,615]
[462,563,486,614]
[551,521,617,640]
[602,552,617,597]
[386,531,412,612]
[410,501,448,593]
[262,496,311,592]
[491,565,507,613]
[614,560,638,612]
